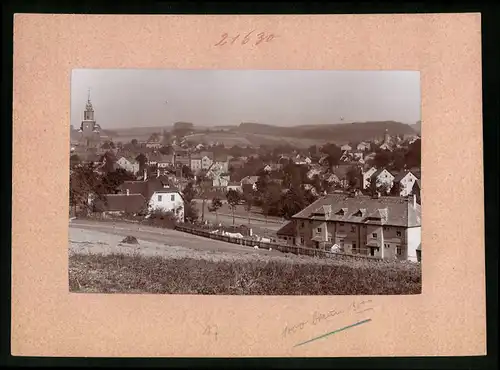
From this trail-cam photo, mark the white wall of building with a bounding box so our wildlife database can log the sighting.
[406,226,422,262]
[148,191,185,221]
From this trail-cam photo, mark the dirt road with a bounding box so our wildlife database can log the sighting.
[69,219,283,256]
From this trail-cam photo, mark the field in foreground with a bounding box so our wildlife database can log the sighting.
[69,253,421,295]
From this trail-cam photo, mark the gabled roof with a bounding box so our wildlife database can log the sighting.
[276,221,296,236]
[200,151,214,159]
[371,168,394,180]
[393,170,416,183]
[292,193,421,227]
[97,194,146,213]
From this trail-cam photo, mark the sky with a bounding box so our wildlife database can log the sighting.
[71,69,420,129]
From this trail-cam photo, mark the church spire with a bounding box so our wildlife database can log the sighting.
[84,88,95,120]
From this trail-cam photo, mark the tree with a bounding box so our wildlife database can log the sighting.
[311,174,323,194]
[243,191,253,225]
[405,139,421,168]
[181,165,194,179]
[135,153,148,174]
[196,169,211,223]
[346,166,362,189]
[69,163,103,215]
[184,200,198,223]
[374,150,392,168]
[210,197,223,223]
[131,139,138,147]
[148,132,161,142]
[182,181,196,203]
[320,143,342,169]
[226,189,241,225]
[280,184,306,219]
[100,151,117,174]
[255,173,270,195]
[99,168,136,194]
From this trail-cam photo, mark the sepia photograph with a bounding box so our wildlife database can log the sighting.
[68,69,422,295]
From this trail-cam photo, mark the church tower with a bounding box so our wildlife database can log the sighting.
[79,89,101,148]
[83,89,95,121]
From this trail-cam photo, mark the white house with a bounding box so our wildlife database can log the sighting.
[213,174,230,188]
[116,156,140,175]
[379,142,393,151]
[227,182,242,192]
[148,189,185,221]
[357,142,371,151]
[393,171,419,196]
[157,155,174,169]
[341,144,352,151]
[370,168,395,193]
[190,155,203,172]
[201,154,213,170]
[294,155,312,165]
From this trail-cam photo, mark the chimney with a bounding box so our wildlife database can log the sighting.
[144,168,147,181]
[157,168,160,178]
[126,189,130,196]
[413,193,416,208]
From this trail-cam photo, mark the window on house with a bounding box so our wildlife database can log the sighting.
[171,194,175,201]
[351,226,356,232]
[339,223,344,226]
[372,233,377,237]
[396,246,402,255]
[384,226,390,231]
[300,237,304,245]
[396,231,402,237]
[317,228,322,232]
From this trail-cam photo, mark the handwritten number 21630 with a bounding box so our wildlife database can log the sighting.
[214,31,276,46]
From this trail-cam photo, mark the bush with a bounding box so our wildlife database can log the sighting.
[143,209,178,229]
[121,236,139,244]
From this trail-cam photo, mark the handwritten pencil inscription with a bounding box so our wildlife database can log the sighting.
[202,324,218,341]
[214,31,278,47]
[282,299,374,339]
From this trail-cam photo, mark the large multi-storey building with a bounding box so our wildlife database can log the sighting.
[277,191,421,261]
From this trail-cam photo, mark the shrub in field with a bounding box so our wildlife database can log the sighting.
[121,236,139,244]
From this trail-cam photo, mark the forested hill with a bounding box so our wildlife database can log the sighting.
[236,121,417,144]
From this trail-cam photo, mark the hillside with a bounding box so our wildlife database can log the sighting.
[410,120,421,134]
[105,120,417,146]
[237,121,417,144]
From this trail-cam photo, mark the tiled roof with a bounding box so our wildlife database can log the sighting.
[98,194,146,213]
[200,151,214,159]
[276,221,296,236]
[119,178,166,200]
[292,193,421,228]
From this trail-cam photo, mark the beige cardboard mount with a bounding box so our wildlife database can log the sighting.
[12,14,485,357]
